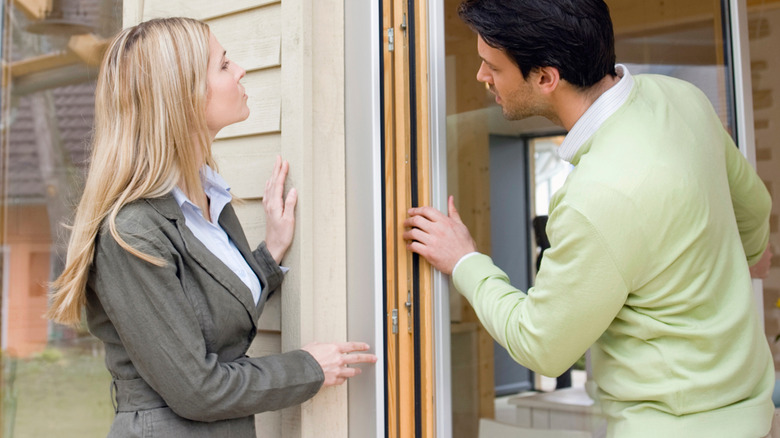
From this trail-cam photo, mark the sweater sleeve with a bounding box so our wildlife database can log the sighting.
[723,131,771,266]
[91,219,323,422]
[453,204,629,377]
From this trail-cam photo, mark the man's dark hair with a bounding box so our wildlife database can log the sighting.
[458,0,617,88]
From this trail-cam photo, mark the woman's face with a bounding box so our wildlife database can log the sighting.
[205,33,249,138]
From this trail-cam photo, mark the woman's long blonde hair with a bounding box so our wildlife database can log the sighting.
[48,17,216,325]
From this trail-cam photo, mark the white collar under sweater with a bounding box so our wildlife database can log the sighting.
[557,64,635,163]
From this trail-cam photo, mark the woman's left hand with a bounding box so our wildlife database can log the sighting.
[264,156,297,264]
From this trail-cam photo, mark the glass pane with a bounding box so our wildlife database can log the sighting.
[441,0,734,436]
[610,0,736,134]
[2,1,122,436]
[749,2,780,377]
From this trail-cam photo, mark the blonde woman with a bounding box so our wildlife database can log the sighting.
[48,17,376,437]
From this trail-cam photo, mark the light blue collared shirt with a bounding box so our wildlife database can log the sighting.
[171,166,264,304]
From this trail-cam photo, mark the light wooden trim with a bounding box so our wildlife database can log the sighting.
[414,1,436,436]
[384,0,437,435]
[67,34,109,67]
[7,33,107,84]
[280,0,348,436]
[12,0,49,20]
[382,1,401,436]
[8,51,80,78]
[387,0,417,435]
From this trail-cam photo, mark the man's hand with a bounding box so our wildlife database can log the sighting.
[750,245,773,279]
[403,196,477,275]
[263,156,297,264]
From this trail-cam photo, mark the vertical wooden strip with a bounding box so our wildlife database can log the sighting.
[393,1,415,436]
[414,0,436,436]
[383,1,400,436]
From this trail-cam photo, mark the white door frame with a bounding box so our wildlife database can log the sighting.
[729,0,764,325]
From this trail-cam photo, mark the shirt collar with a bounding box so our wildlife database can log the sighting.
[557,64,635,163]
[171,165,232,222]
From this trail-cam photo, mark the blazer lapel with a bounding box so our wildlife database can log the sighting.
[146,196,259,327]
[218,204,272,315]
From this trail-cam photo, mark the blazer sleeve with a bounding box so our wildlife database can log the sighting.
[723,130,771,266]
[91,218,324,422]
[253,241,285,293]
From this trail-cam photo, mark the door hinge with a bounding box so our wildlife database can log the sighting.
[387,28,394,52]
[405,290,412,333]
[391,309,398,334]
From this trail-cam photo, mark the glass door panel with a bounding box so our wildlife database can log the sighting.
[2,1,122,437]
[440,0,735,436]
[610,0,736,134]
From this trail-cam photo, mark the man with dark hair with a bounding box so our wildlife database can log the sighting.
[404,0,774,436]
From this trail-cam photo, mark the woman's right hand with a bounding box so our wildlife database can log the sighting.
[301,342,378,387]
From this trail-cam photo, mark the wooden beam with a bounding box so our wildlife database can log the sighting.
[8,50,80,78]
[1,61,9,89]
[8,34,107,84]
[12,0,50,20]
[67,34,109,67]
[414,1,436,437]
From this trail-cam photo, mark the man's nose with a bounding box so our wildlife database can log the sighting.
[476,62,491,85]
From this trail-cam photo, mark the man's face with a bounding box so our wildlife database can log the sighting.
[476,36,544,121]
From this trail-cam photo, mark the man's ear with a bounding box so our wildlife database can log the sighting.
[534,66,561,95]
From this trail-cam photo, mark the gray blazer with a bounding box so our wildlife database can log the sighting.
[86,194,324,438]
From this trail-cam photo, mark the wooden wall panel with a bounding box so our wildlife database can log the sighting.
[247,330,282,357]
[212,134,281,199]
[608,0,715,35]
[142,0,279,22]
[217,68,282,139]
[207,4,282,73]
[232,199,267,247]
[257,293,282,332]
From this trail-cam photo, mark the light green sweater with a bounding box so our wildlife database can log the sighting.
[453,74,773,437]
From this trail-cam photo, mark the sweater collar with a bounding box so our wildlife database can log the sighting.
[557,64,634,164]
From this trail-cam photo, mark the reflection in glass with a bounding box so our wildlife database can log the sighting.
[2,1,121,436]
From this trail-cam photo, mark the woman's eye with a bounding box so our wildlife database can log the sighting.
[222,61,230,70]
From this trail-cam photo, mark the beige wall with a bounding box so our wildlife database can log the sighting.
[122,1,348,436]
[749,6,780,370]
